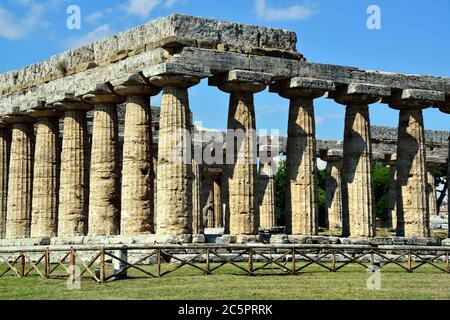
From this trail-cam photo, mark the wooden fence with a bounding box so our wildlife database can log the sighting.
[0,244,449,284]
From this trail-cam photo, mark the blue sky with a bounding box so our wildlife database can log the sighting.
[0,0,449,140]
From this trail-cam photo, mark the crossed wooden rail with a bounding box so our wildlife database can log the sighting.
[0,244,449,284]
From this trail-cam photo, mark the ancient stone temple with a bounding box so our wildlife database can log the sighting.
[0,14,449,245]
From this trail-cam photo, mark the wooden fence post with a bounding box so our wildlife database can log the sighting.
[20,252,25,277]
[248,248,253,276]
[99,248,105,284]
[44,250,50,279]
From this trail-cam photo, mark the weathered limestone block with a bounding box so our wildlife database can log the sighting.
[325,158,343,231]
[56,97,90,237]
[258,159,276,230]
[150,74,199,236]
[209,71,271,235]
[0,124,10,239]
[329,84,390,238]
[271,78,334,235]
[5,116,34,239]
[29,109,61,238]
[84,89,123,236]
[386,90,445,237]
[114,75,161,235]
[192,159,203,234]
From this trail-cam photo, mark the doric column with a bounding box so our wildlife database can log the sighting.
[145,64,206,237]
[55,94,91,237]
[4,115,35,239]
[0,122,11,239]
[213,175,223,228]
[206,187,215,228]
[438,103,450,237]
[330,83,390,238]
[387,89,445,237]
[426,160,441,217]
[386,153,398,230]
[192,159,203,234]
[258,152,276,230]
[83,85,124,236]
[28,107,62,238]
[210,70,271,236]
[271,77,334,235]
[321,150,343,232]
[113,74,161,235]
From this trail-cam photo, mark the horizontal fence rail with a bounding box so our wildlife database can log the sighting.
[0,244,449,284]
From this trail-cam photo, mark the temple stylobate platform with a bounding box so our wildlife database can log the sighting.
[0,14,449,246]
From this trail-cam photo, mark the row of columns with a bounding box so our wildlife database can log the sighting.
[0,68,448,240]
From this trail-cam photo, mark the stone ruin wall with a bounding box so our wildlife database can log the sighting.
[0,14,449,245]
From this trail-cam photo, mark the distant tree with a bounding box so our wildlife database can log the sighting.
[316,169,327,227]
[274,161,398,229]
[435,166,448,210]
[373,163,390,227]
[274,160,287,226]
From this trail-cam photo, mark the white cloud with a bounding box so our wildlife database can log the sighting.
[85,8,113,24]
[125,0,161,19]
[64,24,113,49]
[0,0,68,40]
[0,7,26,39]
[255,0,318,22]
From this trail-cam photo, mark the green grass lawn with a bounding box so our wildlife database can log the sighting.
[0,263,449,300]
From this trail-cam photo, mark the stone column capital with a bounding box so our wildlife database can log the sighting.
[329,83,391,106]
[439,98,450,114]
[270,77,335,99]
[54,93,93,111]
[112,73,162,97]
[0,120,11,129]
[144,63,208,89]
[26,107,63,119]
[426,156,446,169]
[2,113,36,124]
[209,70,272,94]
[319,149,343,163]
[385,89,445,110]
[83,83,125,105]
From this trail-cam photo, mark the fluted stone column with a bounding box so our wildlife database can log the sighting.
[387,89,445,237]
[192,159,203,234]
[83,87,123,236]
[149,73,201,237]
[426,162,439,217]
[114,75,161,235]
[387,154,398,230]
[271,77,334,235]
[0,123,11,239]
[258,158,276,229]
[28,109,61,238]
[56,96,91,237]
[210,70,271,236]
[323,151,343,231]
[330,83,390,238]
[439,104,450,237]
[83,85,123,236]
[206,188,215,228]
[5,115,35,239]
[213,176,223,228]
